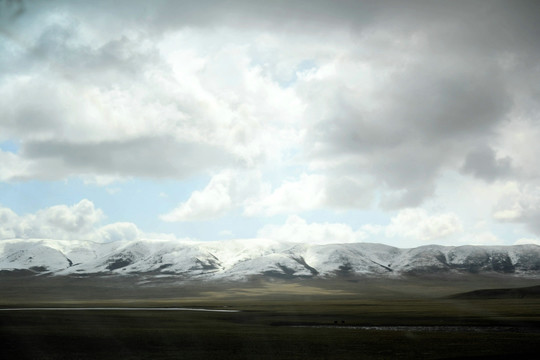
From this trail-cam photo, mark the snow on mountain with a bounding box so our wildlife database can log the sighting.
[296,243,396,276]
[1,238,539,279]
[199,238,293,269]
[0,239,73,272]
[391,245,450,273]
[221,253,314,280]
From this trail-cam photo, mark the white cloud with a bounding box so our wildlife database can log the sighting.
[96,222,140,243]
[244,174,326,216]
[0,207,18,239]
[163,171,372,222]
[257,215,368,244]
[244,173,373,217]
[161,170,264,222]
[0,22,306,183]
[514,238,540,246]
[37,199,103,234]
[386,208,463,242]
[0,200,142,243]
[0,150,30,181]
[493,182,540,234]
[161,172,234,222]
[466,232,504,246]
[493,182,540,221]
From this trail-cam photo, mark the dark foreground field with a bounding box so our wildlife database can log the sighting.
[1,275,539,359]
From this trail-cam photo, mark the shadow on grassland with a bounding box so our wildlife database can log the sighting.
[1,274,539,359]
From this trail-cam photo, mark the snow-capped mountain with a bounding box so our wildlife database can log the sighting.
[1,238,539,279]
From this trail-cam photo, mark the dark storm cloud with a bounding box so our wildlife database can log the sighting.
[461,146,512,182]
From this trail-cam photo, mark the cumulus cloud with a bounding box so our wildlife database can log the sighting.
[161,172,234,222]
[0,199,142,242]
[0,199,104,240]
[36,199,103,234]
[244,173,374,216]
[163,171,374,221]
[257,215,371,244]
[0,9,304,182]
[493,182,540,234]
[0,149,29,181]
[465,232,504,246]
[161,170,264,221]
[95,222,140,243]
[386,208,463,243]
[514,238,540,246]
[244,174,326,216]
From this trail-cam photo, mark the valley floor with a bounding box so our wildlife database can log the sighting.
[1,275,539,359]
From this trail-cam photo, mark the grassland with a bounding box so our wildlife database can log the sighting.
[1,275,539,359]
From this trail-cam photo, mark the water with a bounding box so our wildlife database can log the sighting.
[292,325,539,333]
[0,307,239,313]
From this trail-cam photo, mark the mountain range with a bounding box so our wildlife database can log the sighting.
[1,239,539,280]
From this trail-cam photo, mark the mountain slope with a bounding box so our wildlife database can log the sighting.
[1,239,539,279]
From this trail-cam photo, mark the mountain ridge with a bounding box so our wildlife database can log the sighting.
[1,238,539,280]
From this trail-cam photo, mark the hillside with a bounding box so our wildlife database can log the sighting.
[449,285,540,299]
[1,239,539,280]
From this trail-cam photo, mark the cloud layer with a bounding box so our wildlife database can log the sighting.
[1,1,540,245]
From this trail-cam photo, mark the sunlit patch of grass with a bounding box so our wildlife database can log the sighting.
[200,281,355,299]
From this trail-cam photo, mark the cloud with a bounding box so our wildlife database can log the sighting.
[2,0,540,245]
[257,215,369,244]
[0,207,19,239]
[0,14,304,182]
[161,170,264,221]
[497,118,540,181]
[493,182,540,234]
[386,208,463,243]
[0,149,29,181]
[244,173,374,216]
[2,1,539,191]
[20,136,234,180]
[514,238,540,246]
[298,29,513,208]
[0,199,101,240]
[244,174,326,216]
[37,199,103,233]
[465,232,504,246]
[163,171,373,221]
[461,146,512,182]
[0,199,142,242]
[161,172,234,222]
[96,222,140,243]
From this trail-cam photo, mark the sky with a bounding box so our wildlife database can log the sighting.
[1,0,540,248]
